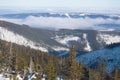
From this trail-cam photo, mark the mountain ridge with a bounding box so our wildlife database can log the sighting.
[0,20,120,56]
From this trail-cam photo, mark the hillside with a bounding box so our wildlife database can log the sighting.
[77,43,120,73]
[0,20,120,56]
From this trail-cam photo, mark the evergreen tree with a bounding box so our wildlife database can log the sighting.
[89,69,101,80]
[89,69,94,80]
[0,51,4,70]
[99,59,106,80]
[16,55,27,71]
[114,67,119,80]
[45,56,57,80]
[35,56,43,79]
[63,45,83,80]
[7,43,16,72]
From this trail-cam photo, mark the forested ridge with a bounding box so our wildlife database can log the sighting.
[0,39,119,80]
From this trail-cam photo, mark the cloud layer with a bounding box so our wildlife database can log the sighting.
[0,16,120,30]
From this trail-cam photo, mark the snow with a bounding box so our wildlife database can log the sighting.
[16,75,23,80]
[0,74,43,80]
[29,74,36,80]
[96,33,120,45]
[0,27,48,52]
[41,78,45,80]
[54,35,80,46]
[0,74,10,80]
[99,28,115,31]
[64,13,70,18]
[109,14,120,18]
[83,33,92,51]
[52,46,69,51]
[57,77,63,80]
[79,13,85,16]
[53,34,92,51]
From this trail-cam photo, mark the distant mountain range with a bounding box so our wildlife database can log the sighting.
[0,20,120,57]
[0,12,120,30]
[0,12,120,19]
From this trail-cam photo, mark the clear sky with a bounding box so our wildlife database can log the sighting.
[0,0,120,9]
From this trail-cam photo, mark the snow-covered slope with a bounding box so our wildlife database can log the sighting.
[53,33,92,52]
[51,46,69,51]
[53,35,80,46]
[0,27,48,52]
[83,33,92,51]
[1,24,120,54]
[0,20,120,55]
[97,33,120,45]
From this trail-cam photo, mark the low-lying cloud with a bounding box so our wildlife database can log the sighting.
[0,16,120,30]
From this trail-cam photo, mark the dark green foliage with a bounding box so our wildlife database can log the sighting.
[111,67,120,80]
[62,46,83,80]
[99,59,106,80]
[114,67,119,80]
[0,39,58,79]
[89,68,101,80]
[0,39,119,80]
[45,56,57,80]
[16,55,27,71]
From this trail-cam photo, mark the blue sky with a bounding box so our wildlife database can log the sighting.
[0,0,120,14]
[0,0,120,9]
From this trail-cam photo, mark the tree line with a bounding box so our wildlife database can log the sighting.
[0,39,119,80]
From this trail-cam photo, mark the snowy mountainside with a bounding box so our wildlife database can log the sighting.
[0,20,120,56]
[53,33,92,51]
[53,35,80,46]
[97,33,120,45]
[0,27,48,52]
[76,43,120,73]
[83,33,92,51]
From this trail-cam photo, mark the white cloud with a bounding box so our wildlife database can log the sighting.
[0,16,120,30]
